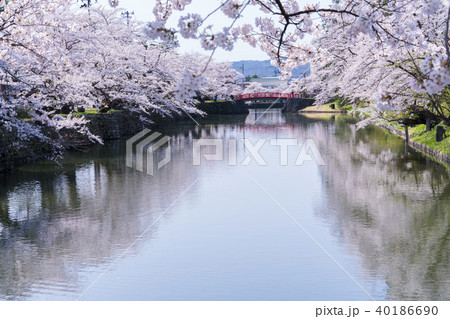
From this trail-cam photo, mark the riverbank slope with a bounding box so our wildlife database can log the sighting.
[299,102,449,166]
[378,122,450,166]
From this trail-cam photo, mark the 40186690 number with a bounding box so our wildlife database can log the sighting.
[376,306,438,316]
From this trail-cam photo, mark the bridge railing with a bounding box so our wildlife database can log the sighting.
[235,92,301,100]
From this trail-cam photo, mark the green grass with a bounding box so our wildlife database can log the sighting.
[301,102,351,112]
[376,118,404,131]
[334,103,353,111]
[410,123,450,155]
[60,108,121,117]
[22,108,120,120]
[203,100,230,103]
[299,113,338,120]
[71,108,99,115]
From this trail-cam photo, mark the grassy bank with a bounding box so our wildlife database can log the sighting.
[410,123,450,156]
[62,107,121,117]
[299,102,352,113]
[370,117,450,165]
[309,99,449,164]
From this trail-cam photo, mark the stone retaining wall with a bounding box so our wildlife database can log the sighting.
[196,101,249,114]
[284,98,316,112]
[0,110,190,173]
[0,127,55,173]
[84,111,145,141]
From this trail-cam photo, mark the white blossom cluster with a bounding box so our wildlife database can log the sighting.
[221,0,243,19]
[144,21,178,47]
[172,0,192,11]
[422,0,442,15]
[243,82,268,94]
[294,0,450,123]
[419,56,450,94]
[376,90,396,112]
[174,69,203,101]
[283,0,300,15]
[199,27,237,51]
[152,0,192,21]
[235,24,257,47]
[352,14,377,35]
[178,13,202,38]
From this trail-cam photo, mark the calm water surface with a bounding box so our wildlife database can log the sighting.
[0,110,449,301]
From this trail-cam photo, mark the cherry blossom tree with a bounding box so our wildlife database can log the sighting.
[177,54,243,100]
[300,2,450,126]
[0,0,241,155]
[243,81,268,94]
[141,0,450,124]
[0,0,90,151]
[3,0,450,157]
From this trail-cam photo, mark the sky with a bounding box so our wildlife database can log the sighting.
[98,0,332,62]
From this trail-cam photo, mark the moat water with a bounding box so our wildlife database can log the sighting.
[0,110,449,300]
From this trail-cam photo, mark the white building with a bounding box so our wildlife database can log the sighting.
[249,77,289,89]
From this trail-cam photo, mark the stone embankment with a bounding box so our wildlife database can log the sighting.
[195,101,249,114]
[283,98,315,112]
[0,127,55,173]
[0,101,247,173]
[0,110,188,173]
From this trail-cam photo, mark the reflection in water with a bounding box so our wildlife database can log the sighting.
[245,109,287,125]
[0,140,201,300]
[316,117,450,300]
[7,182,42,222]
[0,110,448,300]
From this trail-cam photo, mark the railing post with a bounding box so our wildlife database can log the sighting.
[404,126,409,143]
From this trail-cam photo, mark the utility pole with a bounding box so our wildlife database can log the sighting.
[241,63,245,88]
[78,0,97,8]
[122,11,135,26]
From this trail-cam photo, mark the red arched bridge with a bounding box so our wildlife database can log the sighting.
[235,92,302,101]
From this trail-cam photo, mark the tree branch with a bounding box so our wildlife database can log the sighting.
[445,6,450,63]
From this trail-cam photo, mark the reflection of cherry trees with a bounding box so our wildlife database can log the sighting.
[0,131,198,299]
[0,112,448,299]
[0,114,261,299]
[314,117,450,300]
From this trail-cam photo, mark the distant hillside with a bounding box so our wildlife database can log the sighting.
[231,60,310,79]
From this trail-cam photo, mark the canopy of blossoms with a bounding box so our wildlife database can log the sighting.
[0,0,242,153]
[144,0,450,124]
